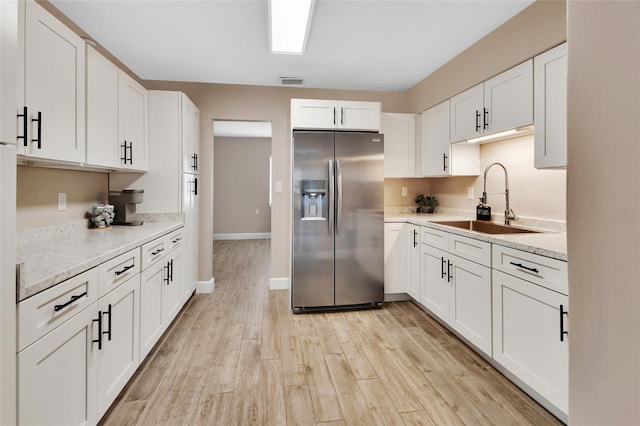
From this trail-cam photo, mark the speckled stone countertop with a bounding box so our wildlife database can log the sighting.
[385,212,567,262]
[16,218,183,302]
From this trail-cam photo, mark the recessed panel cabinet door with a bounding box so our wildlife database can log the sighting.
[484,59,533,135]
[449,84,483,143]
[406,224,421,300]
[97,275,140,419]
[18,303,98,426]
[492,269,568,415]
[119,72,148,171]
[163,248,183,325]
[140,260,165,359]
[384,222,405,294]
[420,244,449,321]
[181,94,200,174]
[19,1,85,162]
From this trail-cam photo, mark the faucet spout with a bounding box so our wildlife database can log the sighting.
[483,162,516,225]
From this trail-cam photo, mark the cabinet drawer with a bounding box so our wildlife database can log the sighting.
[98,248,140,297]
[492,245,567,295]
[141,237,169,270]
[18,268,99,351]
[421,226,449,251]
[165,228,185,253]
[448,234,491,267]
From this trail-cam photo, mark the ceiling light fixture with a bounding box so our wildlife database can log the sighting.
[467,127,533,144]
[269,0,315,55]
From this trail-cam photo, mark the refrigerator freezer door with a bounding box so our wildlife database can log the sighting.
[334,133,384,306]
[292,132,335,308]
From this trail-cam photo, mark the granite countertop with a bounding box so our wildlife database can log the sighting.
[17,220,183,302]
[385,212,567,262]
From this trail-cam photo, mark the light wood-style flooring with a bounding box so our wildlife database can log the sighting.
[100,239,561,425]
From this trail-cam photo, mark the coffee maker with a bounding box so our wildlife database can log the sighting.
[109,189,144,226]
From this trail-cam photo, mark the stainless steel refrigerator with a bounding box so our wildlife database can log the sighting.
[292,131,384,312]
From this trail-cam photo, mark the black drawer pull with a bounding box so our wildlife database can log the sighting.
[475,110,481,132]
[510,262,539,274]
[413,230,417,248]
[172,237,182,244]
[54,291,87,312]
[32,111,42,149]
[560,304,568,342]
[103,304,112,342]
[17,106,28,146]
[441,257,446,279]
[92,311,103,350]
[114,264,135,276]
[447,259,453,283]
[483,108,489,130]
[151,248,165,256]
[164,261,171,285]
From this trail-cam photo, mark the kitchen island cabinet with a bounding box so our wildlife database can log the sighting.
[17,0,86,163]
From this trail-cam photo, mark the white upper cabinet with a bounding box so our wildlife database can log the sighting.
[181,94,199,174]
[18,0,86,162]
[382,113,417,177]
[118,71,148,171]
[450,60,533,143]
[291,98,381,131]
[421,100,479,177]
[534,43,567,169]
[1,0,18,144]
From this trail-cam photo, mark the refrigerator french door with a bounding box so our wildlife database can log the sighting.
[292,131,384,311]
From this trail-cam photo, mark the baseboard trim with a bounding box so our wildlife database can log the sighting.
[213,233,271,240]
[269,277,290,291]
[196,277,215,293]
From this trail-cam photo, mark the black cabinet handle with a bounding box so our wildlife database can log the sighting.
[413,230,417,248]
[560,304,568,342]
[333,107,336,125]
[441,257,446,279]
[447,260,453,282]
[93,311,103,350]
[169,259,174,282]
[164,261,171,285]
[114,264,134,276]
[192,153,198,171]
[443,153,448,171]
[127,141,133,165]
[483,108,489,130]
[17,106,28,146]
[340,107,344,125]
[32,111,42,149]
[194,177,198,195]
[54,291,88,312]
[475,110,481,132]
[510,261,539,274]
[151,248,165,256]
[121,141,128,164]
[103,304,112,342]
[172,237,182,244]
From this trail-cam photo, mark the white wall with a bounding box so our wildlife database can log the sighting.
[567,1,640,423]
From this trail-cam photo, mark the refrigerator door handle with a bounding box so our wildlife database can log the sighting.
[328,159,334,235]
[336,159,343,235]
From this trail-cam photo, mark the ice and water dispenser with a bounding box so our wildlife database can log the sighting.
[300,180,327,220]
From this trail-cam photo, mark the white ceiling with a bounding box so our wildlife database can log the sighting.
[50,0,534,92]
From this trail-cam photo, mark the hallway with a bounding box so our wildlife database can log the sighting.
[100,239,560,425]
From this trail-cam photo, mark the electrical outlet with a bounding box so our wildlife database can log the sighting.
[58,193,67,211]
[275,181,283,193]
[401,186,408,197]
[467,187,474,200]
[255,209,260,215]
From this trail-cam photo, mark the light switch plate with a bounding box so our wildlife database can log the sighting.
[58,193,67,211]
[467,187,474,200]
[275,181,283,193]
[401,186,408,197]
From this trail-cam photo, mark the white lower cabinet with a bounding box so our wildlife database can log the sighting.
[18,302,99,426]
[492,268,568,416]
[420,227,492,356]
[384,222,406,295]
[406,224,421,300]
[97,275,140,419]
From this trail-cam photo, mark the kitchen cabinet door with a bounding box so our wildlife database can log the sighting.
[291,99,337,129]
[119,71,148,171]
[181,94,200,174]
[382,113,417,178]
[86,46,120,169]
[492,269,568,416]
[18,302,98,426]
[1,0,17,145]
[534,43,567,169]
[483,59,533,135]
[420,244,449,321]
[384,222,406,294]
[181,173,198,304]
[406,224,420,301]
[337,101,380,131]
[97,275,140,419]
[140,259,165,359]
[18,0,85,162]
[449,84,483,143]
[448,254,492,356]
[163,247,183,325]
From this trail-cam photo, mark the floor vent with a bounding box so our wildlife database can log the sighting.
[280,77,304,85]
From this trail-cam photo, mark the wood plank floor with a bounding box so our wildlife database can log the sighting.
[100,239,562,426]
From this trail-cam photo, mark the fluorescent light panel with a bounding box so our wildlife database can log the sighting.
[467,128,522,144]
[269,0,314,54]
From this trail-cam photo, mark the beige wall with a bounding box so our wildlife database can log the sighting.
[142,80,406,282]
[16,166,108,231]
[430,137,566,221]
[567,1,640,423]
[384,178,431,208]
[405,0,566,113]
[213,136,271,235]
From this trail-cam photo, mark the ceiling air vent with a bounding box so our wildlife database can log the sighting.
[280,77,304,85]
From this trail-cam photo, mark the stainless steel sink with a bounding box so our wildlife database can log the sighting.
[433,220,542,234]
